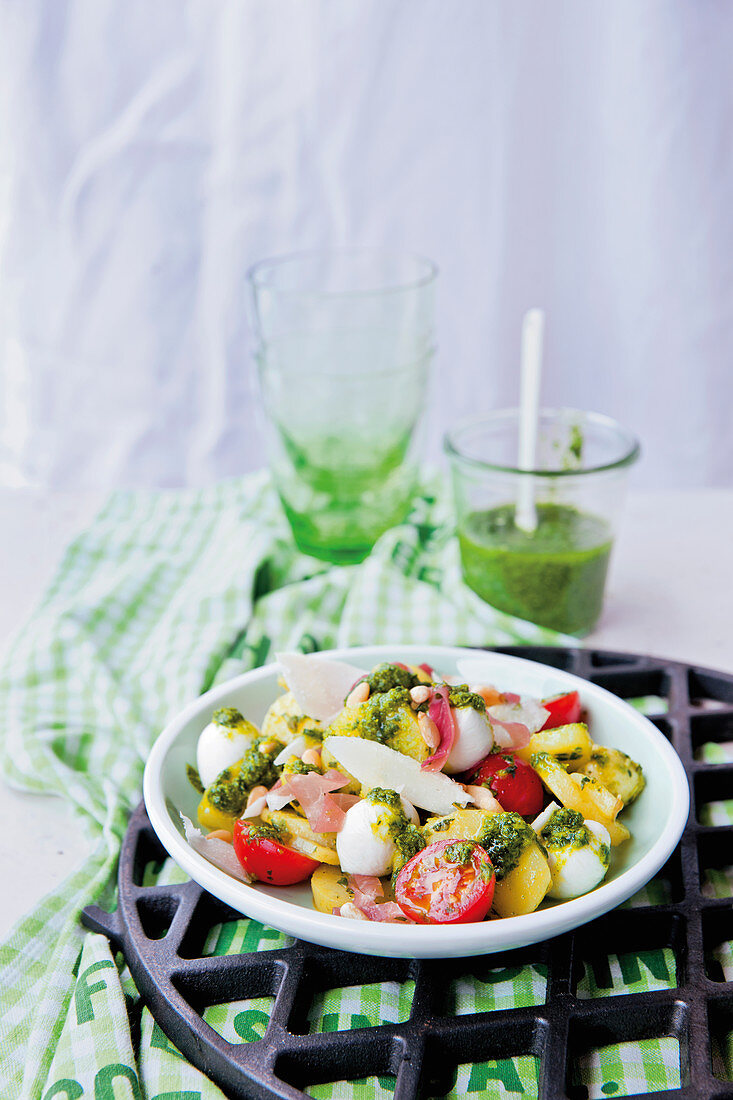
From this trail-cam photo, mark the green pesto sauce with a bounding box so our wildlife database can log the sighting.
[447,685,486,712]
[365,788,426,876]
[213,706,246,728]
[366,787,405,813]
[186,763,205,794]
[476,812,535,880]
[302,727,324,741]
[393,825,425,873]
[431,817,452,832]
[364,663,421,696]
[444,841,476,865]
[245,822,285,844]
[539,808,590,851]
[283,758,321,776]
[458,502,612,635]
[207,766,246,815]
[356,688,413,744]
[207,744,280,814]
[568,424,583,465]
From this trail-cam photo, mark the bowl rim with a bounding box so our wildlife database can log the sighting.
[143,645,689,958]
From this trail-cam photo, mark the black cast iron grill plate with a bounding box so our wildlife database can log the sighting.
[82,647,733,1099]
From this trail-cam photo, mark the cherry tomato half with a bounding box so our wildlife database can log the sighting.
[467,752,544,817]
[541,690,581,730]
[395,839,495,924]
[232,820,319,885]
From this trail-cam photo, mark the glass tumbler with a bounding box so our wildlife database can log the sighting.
[445,409,640,635]
[249,249,437,563]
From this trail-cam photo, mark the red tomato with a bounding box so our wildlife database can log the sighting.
[467,753,543,817]
[541,690,581,729]
[395,839,495,924]
[232,820,319,885]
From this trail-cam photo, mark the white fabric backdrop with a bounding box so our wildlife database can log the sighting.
[1,0,732,490]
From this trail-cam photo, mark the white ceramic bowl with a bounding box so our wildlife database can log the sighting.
[143,645,689,959]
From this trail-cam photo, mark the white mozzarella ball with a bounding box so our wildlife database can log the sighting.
[336,796,417,876]
[444,707,495,774]
[546,819,611,900]
[196,721,258,789]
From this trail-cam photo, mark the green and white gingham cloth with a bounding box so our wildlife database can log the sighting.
[0,473,694,1098]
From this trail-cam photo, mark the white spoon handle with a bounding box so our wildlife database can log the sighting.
[516,309,545,534]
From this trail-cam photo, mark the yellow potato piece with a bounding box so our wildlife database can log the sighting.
[422,808,498,846]
[531,752,629,846]
[196,792,239,834]
[261,807,340,865]
[515,723,593,770]
[492,843,552,918]
[311,865,397,914]
[579,745,646,806]
[311,865,355,914]
[261,691,325,745]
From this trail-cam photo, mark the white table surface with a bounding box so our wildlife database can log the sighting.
[1,486,732,939]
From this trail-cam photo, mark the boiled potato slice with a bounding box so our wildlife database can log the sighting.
[311,865,355,914]
[531,752,629,846]
[579,746,645,805]
[196,792,239,833]
[422,808,498,846]
[492,843,552,918]
[261,807,340,865]
[311,865,396,914]
[515,723,593,770]
[261,691,325,746]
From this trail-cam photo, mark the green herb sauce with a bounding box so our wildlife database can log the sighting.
[354,688,413,745]
[539,808,590,851]
[213,706,246,728]
[207,744,280,815]
[444,841,477,865]
[283,758,321,776]
[447,685,486,712]
[365,788,426,876]
[476,812,536,880]
[186,764,205,794]
[457,502,612,635]
[245,822,285,844]
[364,663,422,696]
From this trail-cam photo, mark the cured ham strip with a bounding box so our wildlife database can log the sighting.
[421,685,457,771]
[267,768,351,833]
[347,874,412,923]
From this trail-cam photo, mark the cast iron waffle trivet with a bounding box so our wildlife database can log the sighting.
[82,646,733,1100]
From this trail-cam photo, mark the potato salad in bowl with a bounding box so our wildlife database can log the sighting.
[143,645,688,957]
[180,652,645,924]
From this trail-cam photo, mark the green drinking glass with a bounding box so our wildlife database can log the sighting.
[249,249,437,563]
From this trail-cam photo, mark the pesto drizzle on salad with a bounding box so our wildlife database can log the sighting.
[476,812,536,880]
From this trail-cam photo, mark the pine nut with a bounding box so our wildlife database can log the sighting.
[464,784,503,812]
[301,748,322,768]
[346,681,370,708]
[205,829,233,844]
[246,784,268,808]
[340,902,368,921]
[410,685,431,705]
[418,712,441,750]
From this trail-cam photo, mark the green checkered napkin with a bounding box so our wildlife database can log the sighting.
[0,473,687,1098]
